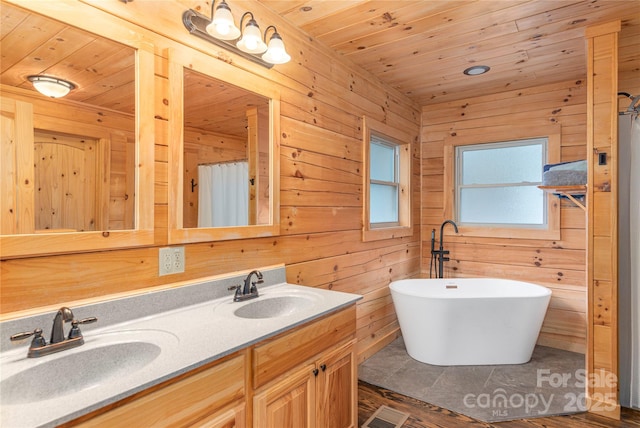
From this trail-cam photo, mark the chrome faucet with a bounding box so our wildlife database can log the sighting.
[229,270,263,302]
[10,307,97,358]
[431,220,459,278]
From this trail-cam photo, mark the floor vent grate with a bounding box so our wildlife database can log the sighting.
[362,405,410,428]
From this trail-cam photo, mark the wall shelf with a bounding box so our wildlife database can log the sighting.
[538,185,587,211]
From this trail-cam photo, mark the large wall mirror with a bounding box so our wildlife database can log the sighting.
[168,49,280,243]
[0,0,154,258]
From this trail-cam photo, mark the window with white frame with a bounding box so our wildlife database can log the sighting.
[362,116,412,241]
[455,138,547,228]
[370,136,400,225]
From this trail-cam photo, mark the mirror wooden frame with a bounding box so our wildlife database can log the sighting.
[167,48,280,244]
[0,0,155,259]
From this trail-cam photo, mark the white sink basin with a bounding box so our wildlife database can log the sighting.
[215,287,322,320]
[1,329,177,405]
[234,295,315,319]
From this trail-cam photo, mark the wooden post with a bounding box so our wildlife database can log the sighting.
[246,107,258,225]
[585,20,621,419]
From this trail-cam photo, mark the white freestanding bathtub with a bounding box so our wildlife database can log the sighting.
[389,278,551,366]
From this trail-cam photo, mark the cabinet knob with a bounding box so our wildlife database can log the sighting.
[312,368,319,377]
[320,364,327,372]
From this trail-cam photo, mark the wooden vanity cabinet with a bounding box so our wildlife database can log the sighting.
[195,402,246,428]
[67,352,246,428]
[66,305,356,428]
[252,306,357,428]
[253,361,317,427]
[316,341,357,428]
[252,340,356,428]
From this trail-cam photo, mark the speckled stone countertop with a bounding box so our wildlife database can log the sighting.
[0,266,361,428]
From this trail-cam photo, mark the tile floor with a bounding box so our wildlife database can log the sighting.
[358,381,640,428]
[359,337,585,422]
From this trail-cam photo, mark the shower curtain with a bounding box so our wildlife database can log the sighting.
[197,162,249,227]
[619,113,640,410]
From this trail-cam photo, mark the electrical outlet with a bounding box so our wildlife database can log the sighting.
[173,246,185,273]
[159,247,173,276]
[159,247,185,276]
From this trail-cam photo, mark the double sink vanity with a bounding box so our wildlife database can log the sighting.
[0,266,361,427]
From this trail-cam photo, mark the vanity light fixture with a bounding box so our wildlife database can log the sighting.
[205,0,240,40]
[27,75,75,98]
[262,26,291,65]
[236,12,267,54]
[183,0,291,68]
[463,65,490,76]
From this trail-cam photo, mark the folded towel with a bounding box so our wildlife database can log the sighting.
[543,160,587,173]
[542,170,587,186]
[542,160,587,186]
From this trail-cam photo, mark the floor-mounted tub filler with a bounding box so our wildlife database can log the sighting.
[390,278,551,366]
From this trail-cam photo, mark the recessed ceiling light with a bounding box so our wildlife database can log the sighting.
[463,65,490,76]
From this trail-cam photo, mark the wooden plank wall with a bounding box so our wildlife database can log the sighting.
[107,134,136,231]
[0,0,421,363]
[421,79,588,354]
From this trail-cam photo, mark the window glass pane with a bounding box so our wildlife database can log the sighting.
[370,140,396,182]
[370,183,398,223]
[461,141,543,185]
[459,186,544,225]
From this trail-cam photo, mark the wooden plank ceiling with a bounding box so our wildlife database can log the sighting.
[2,1,638,116]
[1,2,136,114]
[0,1,257,138]
[258,0,639,106]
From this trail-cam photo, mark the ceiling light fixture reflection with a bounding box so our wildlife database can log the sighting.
[27,75,75,98]
[463,65,490,76]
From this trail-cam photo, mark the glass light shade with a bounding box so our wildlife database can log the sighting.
[463,65,490,75]
[205,1,240,40]
[27,75,75,98]
[236,20,267,54]
[262,33,291,64]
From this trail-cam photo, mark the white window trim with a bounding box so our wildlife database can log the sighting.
[362,116,413,242]
[444,124,561,240]
[455,138,548,228]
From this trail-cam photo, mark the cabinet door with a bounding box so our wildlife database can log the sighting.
[317,340,357,428]
[194,402,245,428]
[254,363,316,428]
